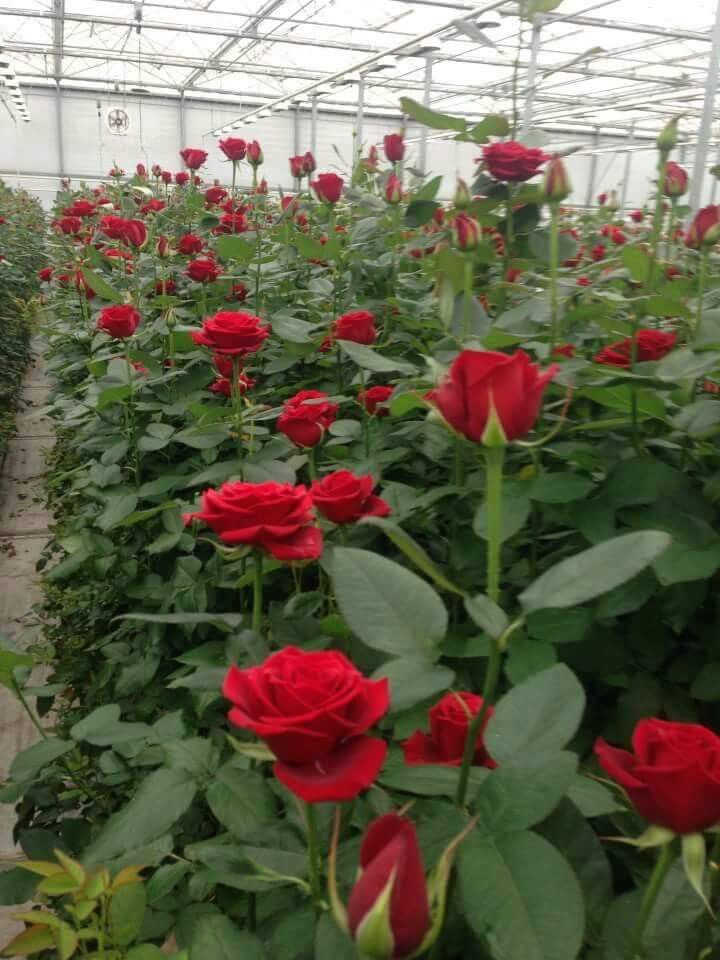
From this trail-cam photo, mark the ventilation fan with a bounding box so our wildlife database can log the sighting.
[107,107,130,134]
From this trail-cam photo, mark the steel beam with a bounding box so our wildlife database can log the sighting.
[520,15,542,138]
[310,95,318,157]
[355,76,365,159]
[585,128,600,207]
[417,53,434,175]
[620,125,635,212]
[689,0,720,213]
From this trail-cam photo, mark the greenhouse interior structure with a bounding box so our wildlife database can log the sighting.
[4,0,720,958]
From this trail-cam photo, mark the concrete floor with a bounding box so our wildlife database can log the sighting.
[0,343,52,947]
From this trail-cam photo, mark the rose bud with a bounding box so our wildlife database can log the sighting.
[384,174,402,205]
[431,349,558,446]
[178,233,204,255]
[541,154,571,203]
[186,258,221,283]
[96,304,141,339]
[151,163,162,177]
[311,172,344,204]
[334,309,377,345]
[596,718,720,835]
[277,389,338,448]
[657,117,679,153]
[403,691,496,768]
[179,147,208,170]
[219,137,246,162]
[136,163,147,178]
[175,171,190,186]
[453,178,472,209]
[302,151,316,174]
[606,190,620,212]
[685,205,720,248]
[347,815,431,960]
[662,161,689,198]
[630,209,644,223]
[452,212,480,251]
[289,155,305,179]
[161,170,173,184]
[311,470,391,525]
[246,140,264,167]
[358,385,393,417]
[383,133,405,164]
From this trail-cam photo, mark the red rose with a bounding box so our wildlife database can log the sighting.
[99,216,147,248]
[302,151,316,174]
[685,205,720,248]
[216,212,248,234]
[383,133,405,163]
[151,163,162,177]
[178,233,204,255]
[403,691,496,768]
[187,481,322,562]
[384,173,402,205]
[596,719,720,835]
[277,389,338,448]
[662,161,689,198]
[630,210,644,223]
[205,186,227,205]
[209,373,254,396]
[38,267,53,283]
[590,244,606,261]
[156,236,172,257]
[109,166,124,178]
[611,228,627,245]
[289,155,305,179]
[246,140,263,167]
[597,192,607,205]
[186,258,221,283]
[140,199,165,215]
[432,349,558,445]
[225,282,249,303]
[180,147,207,170]
[136,163,146,177]
[311,470,391,525]
[55,216,82,235]
[175,171,190,186]
[482,141,548,182]
[154,278,176,295]
[576,276,591,287]
[161,170,173,184]
[191,310,269,356]
[541,154,571,202]
[223,646,388,802]
[96,304,141,339]
[219,137,246,162]
[594,329,676,367]
[348,815,430,957]
[334,309,377,345]
[358,385,393,417]
[63,199,95,218]
[311,173,344,204]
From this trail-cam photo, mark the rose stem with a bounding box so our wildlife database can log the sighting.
[304,802,324,905]
[231,356,245,468]
[624,841,675,960]
[548,201,560,351]
[252,552,263,635]
[454,445,505,808]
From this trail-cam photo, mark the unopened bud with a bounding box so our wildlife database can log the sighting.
[453,178,472,209]
[657,117,679,154]
[452,213,480,251]
[541,155,571,203]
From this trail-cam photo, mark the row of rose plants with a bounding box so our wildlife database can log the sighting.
[0,180,45,458]
[1,97,720,960]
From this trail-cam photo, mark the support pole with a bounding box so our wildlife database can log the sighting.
[620,125,635,213]
[310,96,318,157]
[520,15,542,139]
[585,127,600,208]
[689,0,720,214]
[355,75,365,160]
[178,91,186,149]
[418,53,434,175]
[293,103,300,155]
[55,85,65,178]
[711,142,720,202]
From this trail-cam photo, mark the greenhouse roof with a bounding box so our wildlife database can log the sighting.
[1,0,719,140]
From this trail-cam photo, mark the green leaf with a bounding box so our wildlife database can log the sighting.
[485,664,585,763]
[325,547,447,657]
[84,768,197,865]
[70,704,151,746]
[526,608,592,645]
[404,200,440,228]
[468,115,510,143]
[315,913,355,960]
[656,347,720,381]
[0,867,39,905]
[9,738,75,785]
[464,594,509,639]
[80,267,123,303]
[215,235,254,262]
[126,947,166,960]
[97,493,139,532]
[459,830,585,960]
[360,517,464,595]
[530,473,594,503]
[271,314,316,343]
[379,756,489,797]
[0,649,33,691]
[109,882,147,946]
[413,176,443,201]
[337,339,415,374]
[206,765,277,837]
[400,97,467,133]
[189,914,267,960]
[621,245,651,283]
[474,490,531,543]
[582,385,666,420]
[566,776,623,817]
[519,531,672,612]
[690,662,720,700]
[372,658,454,712]
[474,750,578,833]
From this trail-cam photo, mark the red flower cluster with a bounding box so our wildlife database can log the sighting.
[100,215,147,249]
[594,329,676,367]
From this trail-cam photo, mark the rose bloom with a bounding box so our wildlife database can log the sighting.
[38,267,53,283]
[55,216,82,235]
[590,244,606,261]
[311,172,344,204]
[186,481,322,562]
[358,384,393,417]
[175,171,190,186]
[482,141,548,182]
[611,228,627,245]
[348,815,430,959]
[630,210,645,223]
[383,133,405,163]
[403,691,497,768]
[219,137,246,162]
[685,205,720,248]
[186,258,221,283]
[205,186,228,205]
[278,389,338,448]
[178,233,204,255]
[161,170,173,184]
[311,470,391,525]
[63,199,95,218]
[594,329,676,367]
[136,163,147,177]
[154,278,177,295]
[596,718,720,835]
[180,147,208,170]
[140,199,165,215]
[192,310,269,356]
[302,151,316,174]
[662,161,689,198]
[553,343,576,358]
[96,304,141,339]
[289,155,305,179]
[431,349,558,445]
[333,309,377,345]
[216,212,248,234]
[99,215,147,248]
[151,163,162,177]
[223,646,389,802]
[209,372,255,396]
[246,140,263,166]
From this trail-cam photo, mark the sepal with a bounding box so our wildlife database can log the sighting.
[682,832,714,916]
